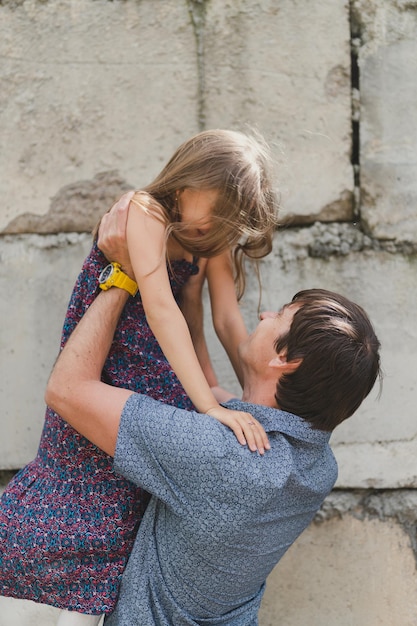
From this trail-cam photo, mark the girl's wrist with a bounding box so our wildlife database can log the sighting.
[206,405,221,416]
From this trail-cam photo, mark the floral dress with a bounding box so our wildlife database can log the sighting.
[0,243,198,615]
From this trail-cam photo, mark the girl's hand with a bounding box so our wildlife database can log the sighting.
[206,406,270,455]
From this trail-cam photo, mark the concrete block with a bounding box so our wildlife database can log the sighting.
[6,171,132,235]
[204,0,354,222]
[355,0,417,242]
[259,512,417,626]
[0,0,198,233]
[0,234,91,467]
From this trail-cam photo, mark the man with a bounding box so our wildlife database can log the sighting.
[45,203,381,625]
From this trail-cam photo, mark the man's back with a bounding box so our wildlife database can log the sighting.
[106,396,338,626]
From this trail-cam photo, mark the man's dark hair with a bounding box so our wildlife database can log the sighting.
[274,289,382,431]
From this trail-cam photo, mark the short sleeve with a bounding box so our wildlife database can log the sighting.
[114,393,225,511]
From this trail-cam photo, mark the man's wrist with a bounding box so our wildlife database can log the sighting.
[98,262,138,297]
[99,285,130,316]
[119,263,135,281]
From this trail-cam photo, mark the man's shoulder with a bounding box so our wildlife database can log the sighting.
[223,399,278,419]
[223,399,332,445]
[216,400,337,503]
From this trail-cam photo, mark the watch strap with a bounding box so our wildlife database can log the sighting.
[99,263,138,297]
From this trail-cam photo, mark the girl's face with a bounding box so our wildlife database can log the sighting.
[177,188,218,237]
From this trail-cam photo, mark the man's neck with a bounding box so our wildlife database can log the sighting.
[241,379,278,409]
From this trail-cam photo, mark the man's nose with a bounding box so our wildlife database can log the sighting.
[259,311,276,320]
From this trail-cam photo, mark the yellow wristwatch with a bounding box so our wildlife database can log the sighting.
[98,262,138,297]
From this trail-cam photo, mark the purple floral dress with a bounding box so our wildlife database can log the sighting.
[0,243,198,615]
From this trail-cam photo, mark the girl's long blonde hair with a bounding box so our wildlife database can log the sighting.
[134,129,279,299]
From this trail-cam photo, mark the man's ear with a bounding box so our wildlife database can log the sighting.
[269,352,302,373]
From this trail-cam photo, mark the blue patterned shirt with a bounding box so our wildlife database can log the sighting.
[106,395,338,626]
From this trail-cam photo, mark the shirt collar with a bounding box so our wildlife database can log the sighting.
[224,399,331,445]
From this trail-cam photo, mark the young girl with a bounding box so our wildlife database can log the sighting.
[0,129,278,625]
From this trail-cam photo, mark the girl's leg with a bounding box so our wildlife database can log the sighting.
[57,610,104,626]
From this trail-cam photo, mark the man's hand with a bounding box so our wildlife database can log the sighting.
[98,191,135,278]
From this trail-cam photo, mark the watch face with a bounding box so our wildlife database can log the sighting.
[99,264,114,284]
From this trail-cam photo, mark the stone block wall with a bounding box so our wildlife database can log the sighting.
[1,1,416,624]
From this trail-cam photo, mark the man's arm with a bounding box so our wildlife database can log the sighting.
[45,288,134,456]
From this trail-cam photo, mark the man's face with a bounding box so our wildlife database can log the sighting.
[239,303,300,370]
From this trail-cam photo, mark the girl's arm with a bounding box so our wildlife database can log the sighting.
[179,257,219,389]
[211,385,236,403]
[206,250,249,388]
[126,193,269,454]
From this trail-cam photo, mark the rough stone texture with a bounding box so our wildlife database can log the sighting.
[259,513,417,626]
[0,234,92,467]
[0,0,199,233]
[317,490,417,561]
[1,1,417,624]
[204,0,354,223]
[353,0,417,242]
[0,0,355,233]
[5,171,132,234]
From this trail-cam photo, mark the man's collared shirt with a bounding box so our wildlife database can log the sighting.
[106,395,338,626]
